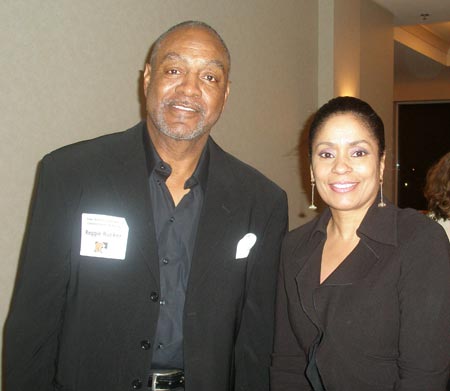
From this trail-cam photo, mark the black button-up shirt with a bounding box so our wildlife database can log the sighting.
[143,128,208,369]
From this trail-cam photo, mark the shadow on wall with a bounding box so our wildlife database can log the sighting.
[2,157,42,391]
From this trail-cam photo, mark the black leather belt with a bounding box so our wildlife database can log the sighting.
[148,369,184,390]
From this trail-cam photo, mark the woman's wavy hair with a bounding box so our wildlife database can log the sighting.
[424,152,450,220]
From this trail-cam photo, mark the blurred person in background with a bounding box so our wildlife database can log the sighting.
[424,151,450,240]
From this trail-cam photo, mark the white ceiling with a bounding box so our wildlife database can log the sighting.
[373,0,450,67]
[372,0,450,25]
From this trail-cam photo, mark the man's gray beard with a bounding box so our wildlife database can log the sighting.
[155,105,207,141]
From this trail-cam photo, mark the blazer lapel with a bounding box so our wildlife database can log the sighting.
[292,203,399,333]
[322,243,381,286]
[186,139,243,298]
[294,228,326,329]
[104,124,160,283]
[323,201,398,286]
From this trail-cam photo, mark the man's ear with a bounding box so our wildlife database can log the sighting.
[143,63,151,98]
[219,80,231,114]
[225,80,230,102]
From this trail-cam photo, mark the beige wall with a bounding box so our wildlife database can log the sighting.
[395,73,450,101]
[334,0,362,97]
[359,0,395,200]
[321,0,394,198]
[0,0,318,371]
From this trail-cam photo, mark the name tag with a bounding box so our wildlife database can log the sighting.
[80,213,129,260]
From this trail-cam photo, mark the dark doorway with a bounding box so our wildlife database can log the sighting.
[397,102,450,210]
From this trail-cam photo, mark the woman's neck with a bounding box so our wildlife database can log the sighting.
[327,207,369,241]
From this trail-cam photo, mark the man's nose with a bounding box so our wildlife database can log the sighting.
[176,73,201,98]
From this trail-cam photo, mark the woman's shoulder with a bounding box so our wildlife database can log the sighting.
[283,214,323,250]
[389,208,449,270]
[395,206,447,241]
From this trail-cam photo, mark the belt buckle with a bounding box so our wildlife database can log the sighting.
[149,369,184,391]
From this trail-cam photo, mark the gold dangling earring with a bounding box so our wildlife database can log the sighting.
[378,179,386,208]
[309,180,317,210]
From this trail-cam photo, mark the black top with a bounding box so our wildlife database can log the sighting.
[271,200,450,390]
[143,128,209,369]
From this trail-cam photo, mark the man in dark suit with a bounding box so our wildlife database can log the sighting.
[4,21,288,391]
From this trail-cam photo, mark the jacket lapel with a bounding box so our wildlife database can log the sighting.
[297,202,398,289]
[186,138,244,297]
[104,123,160,283]
[322,243,380,285]
[324,201,398,285]
[293,216,327,329]
[292,202,399,332]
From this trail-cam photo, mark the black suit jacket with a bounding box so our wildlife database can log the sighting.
[271,201,449,391]
[5,122,288,391]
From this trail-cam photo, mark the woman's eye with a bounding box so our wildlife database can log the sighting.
[319,152,334,158]
[167,69,180,75]
[352,150,367,157]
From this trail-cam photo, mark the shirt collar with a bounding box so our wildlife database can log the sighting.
[357,198,398,246]
[143,123,209,192]
[309,196,398,246]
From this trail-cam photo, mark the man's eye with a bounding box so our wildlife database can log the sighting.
[205,74,217,82]
[167,69,180,75]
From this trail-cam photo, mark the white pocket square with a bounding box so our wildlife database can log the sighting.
[235,233,257,259]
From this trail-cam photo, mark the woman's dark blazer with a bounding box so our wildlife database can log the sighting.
[271,200,450,391]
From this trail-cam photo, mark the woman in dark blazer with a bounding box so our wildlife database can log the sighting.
[271,96,450,390]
